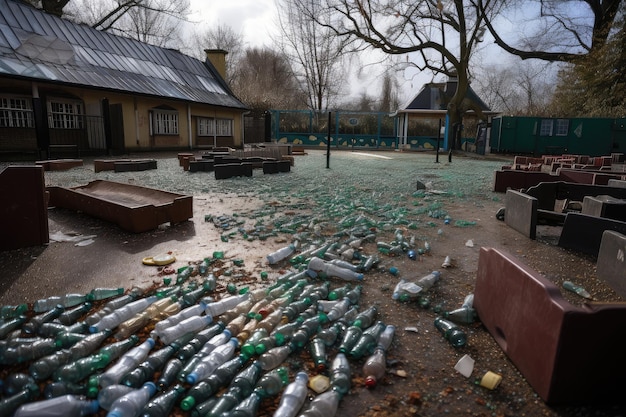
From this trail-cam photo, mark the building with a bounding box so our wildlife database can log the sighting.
[0,0,248,160]
[394,76,496,152]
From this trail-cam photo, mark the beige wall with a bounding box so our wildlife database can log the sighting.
[0,78,245,151]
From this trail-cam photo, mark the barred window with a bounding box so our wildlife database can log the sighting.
[151,109,179,135]
[216,118,233,136]
[539,119,553,136]
[555,119,569,136]
[0,96,34,128]
[198,117,215,136]
[48,99,83,129]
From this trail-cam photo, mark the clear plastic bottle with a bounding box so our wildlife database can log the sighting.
[204,294,250,318]
[53,352,111,383]
[43,381,89,399]
[157,315,213,345]
[140,384,185,417]
[391,279,421,301]
[273,371,308,417]
[0,315,27,338]
[90,296,158,334]
[337,325,362,354]
[218,299,254,324]
[121,345,174,388]
[329,353,351,395]
[227,360,263,397]
[116,297,179,340]
[308,337,327,371]
[416,271,441,292]
[241,328,268,359]
[152,302,207,336]
[298,389,341,417]
[98,336,139,363]
[0,303,28,319]
[68,329,112,360]
[2,338,59,364]
[362,348,386,388]
[13,394,99,417]
[349,321,386,359]
[98,384,135,410]
[88,288,124,302]
[206,386,244,416]
[326,298,351,322]
[107,382,156,417]
[176,323,224,361]
[316,323,341,347]
[33,294,88,313]
[443,294,477,324]
[376,325,396,352]
[156,358,183,391]
[258,344,292,371]
[186,338,238,384]
[99,338,155,387]
[267,244,296,265]
[3,373,35,396]
[307,257,364,281]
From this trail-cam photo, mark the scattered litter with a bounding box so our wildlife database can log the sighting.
[50,230,97,244]
[454,354,475,378]
[308,374,330,393]
[465,239,475,247]
[391,369,407,378]
[442,256,452,268]
[479,371,502,390]
[142,254,176,266]
[74,238,95,247]
[404,326,419,333]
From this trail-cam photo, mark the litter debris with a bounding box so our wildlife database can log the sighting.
[465,239,475,247]
[442,256,452,268]
[404,326,419,333]
[479,371,502,390]
[454,354,475,378]
[50,230,97,244]
[142,254,176,266]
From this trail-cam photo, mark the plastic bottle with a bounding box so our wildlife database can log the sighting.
[152,302,207,336]
[98,384,136,410]
[443,294,477,324]
[391,279,421,301]
[0,303,28,319]
[177,330,232,383]
[98,336,139,363]
[308,337,327,371]
[157,315,212,345]
[0,315,27,339]
[218,299,254,324]
[156,358,183,391]
[56,303,93,326]
[206,386,244,416]
[0,383,39,416]
[140,384,185,417]
[563,281,593,299]
[258,344,292,370]
[33,294,88,313]
[273,371,308,417]
[307,257,364,281]
[84,293,138,326]
[53,352,111,383]
[267,244,296,265]
[326,298,351,322]
[88,288,124,302]
[3,373,35,396]
[90,296,158,333]
[362,348,387,388]
[298,389,341,417]
[416,271,441,292]
[121,345,175,387]
[329,353,351,395]
[107,382,157,417]
[186,338,238,384]
[116,297,179,340]
[376,325,396,352]
[176,323,225,361]
[222,391,261,417]
[43,381,90,399]
[192,397,218,417]
[2,338,59,364]
[254,367,289,398]
[241,328,268,359]
[316,323,341,347]
[227,360,263,397]
[204,294,250,318]
[68,329,111,360]
[13,394,99,417]
[99,338,155,387]
[337,325,362,354]
[349,321,386,359]
[434,317,467,348]
[23,304,66,334]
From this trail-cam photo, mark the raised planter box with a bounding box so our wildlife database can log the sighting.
[47,180,192,233]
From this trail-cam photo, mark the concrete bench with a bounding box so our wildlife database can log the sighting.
[558,212,626,257]
[113,159,157,172]
[505,190,538,239]
[189,159,214,172]
[581,195,626,222]
[36,159,83,171]
[524,181,626,211]
[597,230,626,298]
[214,163,253,180]
[474,247,626,404]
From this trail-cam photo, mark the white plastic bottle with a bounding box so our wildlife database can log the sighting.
[13,394,99,417]
[106,381,156,417]
[90,296,158,333]
[156,315,212,345]
[307,257,363,281]
[186,338,238,384]
[273,371,309,417]
[298,389,341,417]
[204,294,250,318]
[99,338,155,387]
[97,384,135,410]
[267,244,296,265]
[152,301,207,336]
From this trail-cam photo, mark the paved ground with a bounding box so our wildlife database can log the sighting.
[0,149,622,417]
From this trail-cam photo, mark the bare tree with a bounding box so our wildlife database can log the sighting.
[188,24,245,87]
[64,0,190,49]
[481,0,623,62]
[276,0,352,111]
[232,47,306,113]
[314,0,501,148]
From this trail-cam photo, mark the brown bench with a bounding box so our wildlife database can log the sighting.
[474,247,626,404]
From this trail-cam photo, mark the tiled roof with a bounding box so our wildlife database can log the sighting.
[0,0,247,109]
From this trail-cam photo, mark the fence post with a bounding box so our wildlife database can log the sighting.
[327,111,331,169]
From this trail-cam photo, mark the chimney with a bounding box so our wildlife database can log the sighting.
[205,49,228,80]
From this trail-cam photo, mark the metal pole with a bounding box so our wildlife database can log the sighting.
[436,118,441,163]
[326,111,331,169]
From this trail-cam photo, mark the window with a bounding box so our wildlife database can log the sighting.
[555,119,569,136]
[198,117,215,136]
[216,119,233,136]
[198,117,233,136]
[151,109,179,135]
[0,96,34,128]
[48,99,83,129]
[539,119,553,136]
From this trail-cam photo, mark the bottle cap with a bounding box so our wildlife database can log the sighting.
[186,372,198,385]
[180,395,195,411]
[364,375,377,388]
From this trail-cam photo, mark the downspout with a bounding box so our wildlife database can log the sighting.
[241,110,250,148]
[187,103,192,150]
